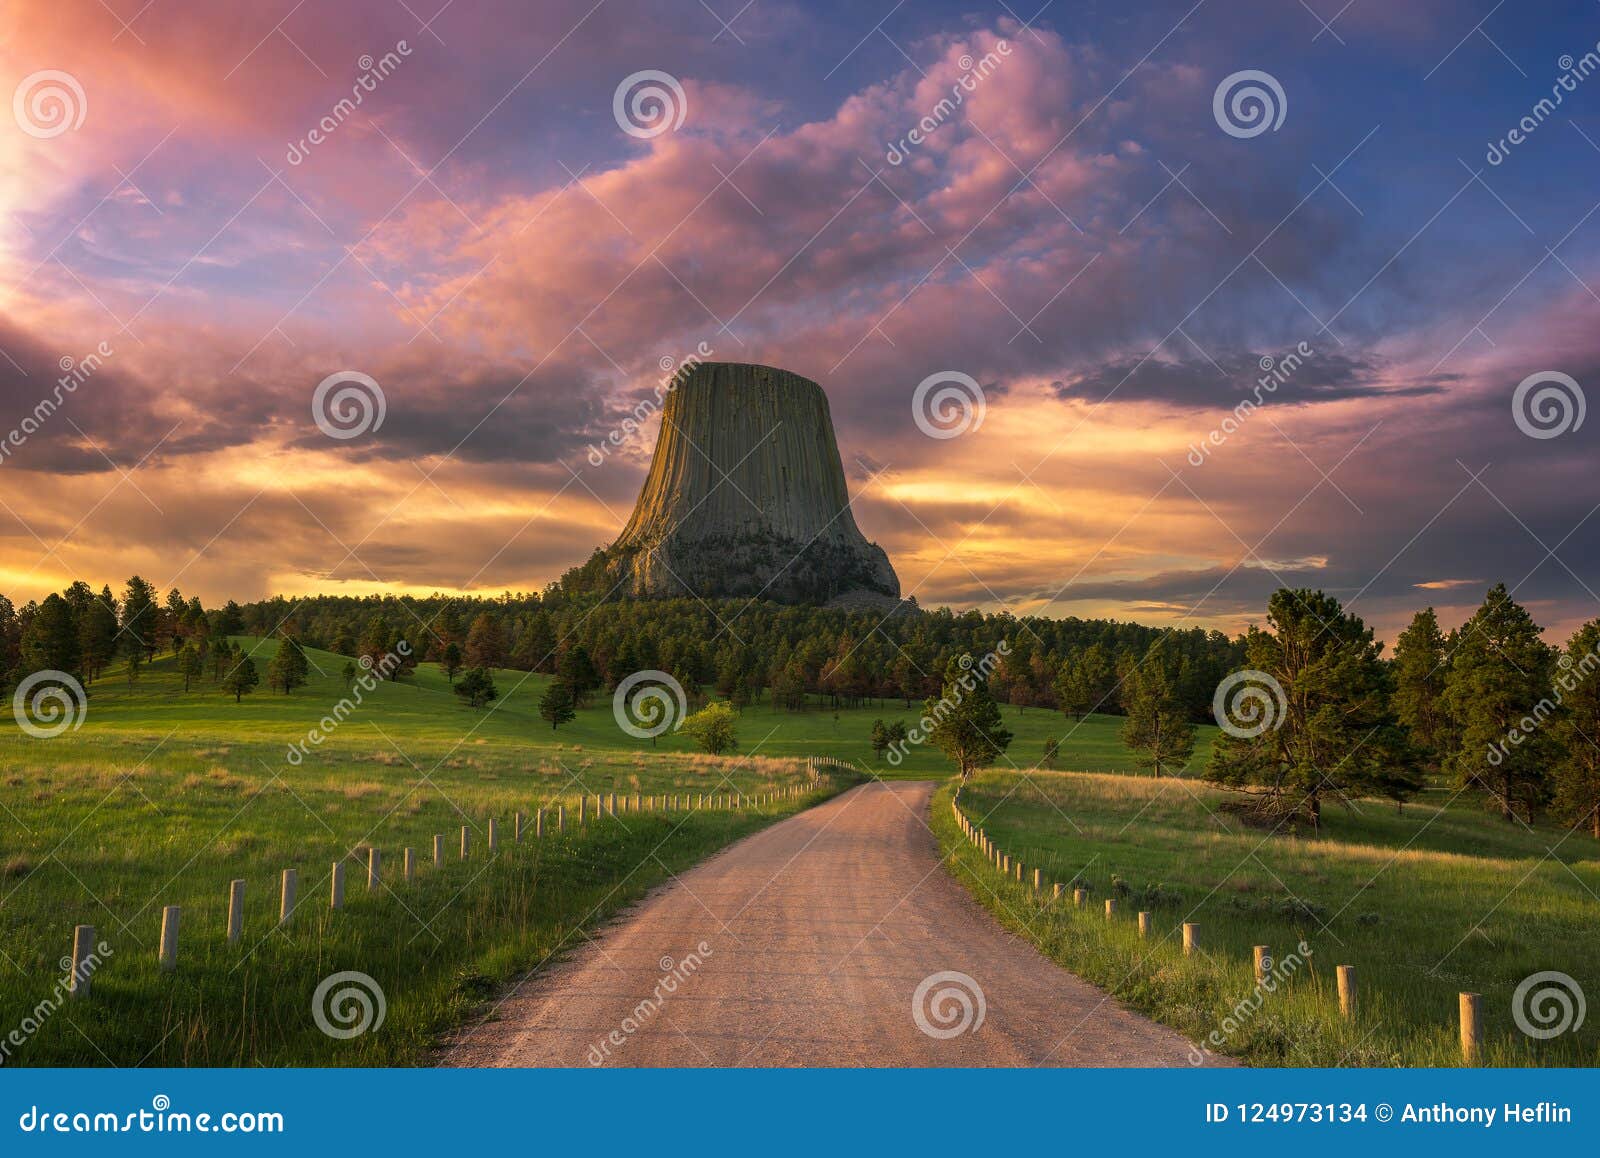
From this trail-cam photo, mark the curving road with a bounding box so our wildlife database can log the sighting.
[443,780,1221,1067]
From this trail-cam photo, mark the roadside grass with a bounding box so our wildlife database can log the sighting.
[935,770,1600,1067]
[0,639,853,1065]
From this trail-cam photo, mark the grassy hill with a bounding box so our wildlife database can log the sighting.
[0,639,855,1066]
[939,770,1600,1067]
[61,636,1216,777]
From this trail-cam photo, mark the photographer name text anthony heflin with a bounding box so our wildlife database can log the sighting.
[1400,1102,1572,1127]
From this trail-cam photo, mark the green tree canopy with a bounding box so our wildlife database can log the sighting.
[1205,588,1420,828]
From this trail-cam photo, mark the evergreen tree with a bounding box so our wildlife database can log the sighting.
[120,575,158,681]
[440,641,463,685]
[212,638,236,682]
[924,655,1013,784]
[1043,736,1060,769]
[557,644,600,706]
[538,678,577,729]
[79,589,120,681]
[358,614,392,672]
[870,718,890,762]
[514,611,557,673]
[222,654,259,702]
[1206,588,1421,828]
[217,600,245,635]
[341,660,358,690]
[465,612,507,669]
[1392,607,1449,769]
[266,637,309,693]
[1120,637,1195,778]
[176,642,202,692]
[163,588,188,654]
[19,593,82,681]
[455,666,498,709]
[1055,642,1113,720]
[1440,584,1556,822]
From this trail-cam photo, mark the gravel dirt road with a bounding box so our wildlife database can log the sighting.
[443,780,1221,1067]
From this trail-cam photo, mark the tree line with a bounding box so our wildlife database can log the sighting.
[5,576,1596,838]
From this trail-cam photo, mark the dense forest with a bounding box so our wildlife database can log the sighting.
[4,575,1599,838]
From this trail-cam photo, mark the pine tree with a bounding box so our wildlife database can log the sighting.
[1551,619,1600,839]
[163,588,187,654]
[465,613,507,670]
[515,612,557,673]
[1043,736,1060,769]
[539,679,577,729]
[176,642,202,692]
[79,589,120,682]
[557,644,600,706]
[119,575,158,683]
[359,614,392,672]
[267,637,309,693]
[222,654,259,702]
[1206,588,1421,828]
[1392,607,1449,769]
[19,593,82,684]
[440,641,463,685]
[1440,584,1556,822]
[1120,637,1194,779]
[455,667,498,709]
[1055,642,1113,720]
[870,718,890,762]
[925,655,1013,784]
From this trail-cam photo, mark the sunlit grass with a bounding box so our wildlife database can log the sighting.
[939,769,1600,1067]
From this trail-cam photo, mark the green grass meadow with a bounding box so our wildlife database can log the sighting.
[7,635,1595,1068]
[939,770,1600,1067]
[0,638,850,1065]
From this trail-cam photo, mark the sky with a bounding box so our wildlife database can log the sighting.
[3,0,1600,644]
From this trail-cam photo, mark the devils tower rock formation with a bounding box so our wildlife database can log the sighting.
[601,363,900,606]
